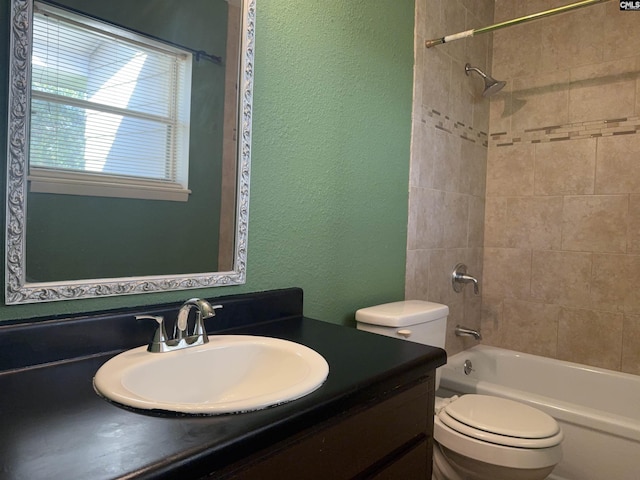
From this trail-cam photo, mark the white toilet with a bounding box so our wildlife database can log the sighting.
[355,300,563,480]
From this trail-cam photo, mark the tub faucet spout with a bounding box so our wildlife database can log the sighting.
[455,325,482,340]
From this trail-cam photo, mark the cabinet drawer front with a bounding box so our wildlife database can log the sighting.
[220,379,433,479]
[367,438,429,480]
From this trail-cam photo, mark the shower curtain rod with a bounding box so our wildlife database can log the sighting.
[425,0,610,48]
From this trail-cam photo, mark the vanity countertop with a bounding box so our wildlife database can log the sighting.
[0,289,446,480]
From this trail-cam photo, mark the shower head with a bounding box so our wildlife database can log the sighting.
[464,63,506,97]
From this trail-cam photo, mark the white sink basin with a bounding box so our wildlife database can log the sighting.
[94,335,329,415]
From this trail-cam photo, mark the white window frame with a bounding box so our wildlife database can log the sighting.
[28,1,193,202]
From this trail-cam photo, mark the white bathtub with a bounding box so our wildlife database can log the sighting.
[437,345,640,480]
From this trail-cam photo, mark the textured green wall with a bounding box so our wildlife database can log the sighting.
[0,0,414,325]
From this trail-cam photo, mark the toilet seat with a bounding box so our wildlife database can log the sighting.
[434,395,563,470]
[434,417,563,470]
[439,394,563,449]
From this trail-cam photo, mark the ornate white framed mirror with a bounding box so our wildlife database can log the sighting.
[5,0,254,304]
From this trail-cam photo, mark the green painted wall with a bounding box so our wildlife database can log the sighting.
[0,0,414,325]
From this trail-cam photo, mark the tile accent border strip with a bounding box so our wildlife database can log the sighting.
[489,115,640,147]
[422,108,489,147]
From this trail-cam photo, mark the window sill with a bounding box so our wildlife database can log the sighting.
[28,168,191,202]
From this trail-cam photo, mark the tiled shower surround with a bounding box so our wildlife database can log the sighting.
[483,0,640,374]
[407,0,494,355]
[408,0,640,373]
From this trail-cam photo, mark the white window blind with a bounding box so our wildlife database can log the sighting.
[29,2,192,201]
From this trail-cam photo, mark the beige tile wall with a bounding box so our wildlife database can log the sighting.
[483,0,640,374]
[407,0,494,355]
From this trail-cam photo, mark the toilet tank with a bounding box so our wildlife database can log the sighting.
[356,300,448,389]
[355,300,448,348]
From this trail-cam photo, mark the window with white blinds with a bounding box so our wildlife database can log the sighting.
[28,2,193,201]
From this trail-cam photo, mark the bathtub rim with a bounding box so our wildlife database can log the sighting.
[439,345,640,443]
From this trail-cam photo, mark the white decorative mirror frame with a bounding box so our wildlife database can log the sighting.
[5,0,255,304]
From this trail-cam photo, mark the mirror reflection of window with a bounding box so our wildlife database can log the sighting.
[5,0,253,303]
[29,1,193,201]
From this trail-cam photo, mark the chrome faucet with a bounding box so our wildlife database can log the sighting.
[137,298,222,353]
[452,263,480,295]
[455,325,482,340]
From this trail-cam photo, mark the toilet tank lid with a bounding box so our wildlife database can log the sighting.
[355,300,449,327]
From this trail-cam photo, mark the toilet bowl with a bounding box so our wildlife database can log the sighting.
[355,300,563,480]
[433,394,563,480]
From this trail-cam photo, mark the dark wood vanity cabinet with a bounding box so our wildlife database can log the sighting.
[0,290,447,480]
[211,377,435,480]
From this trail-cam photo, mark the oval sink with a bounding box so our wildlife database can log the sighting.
[94,335,329,415]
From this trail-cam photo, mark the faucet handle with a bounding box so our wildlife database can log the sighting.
[136,314,164,323]
[136,315,169,348]
[192,304,223,338]
[452,263,480,295]
[206,304,224,317]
